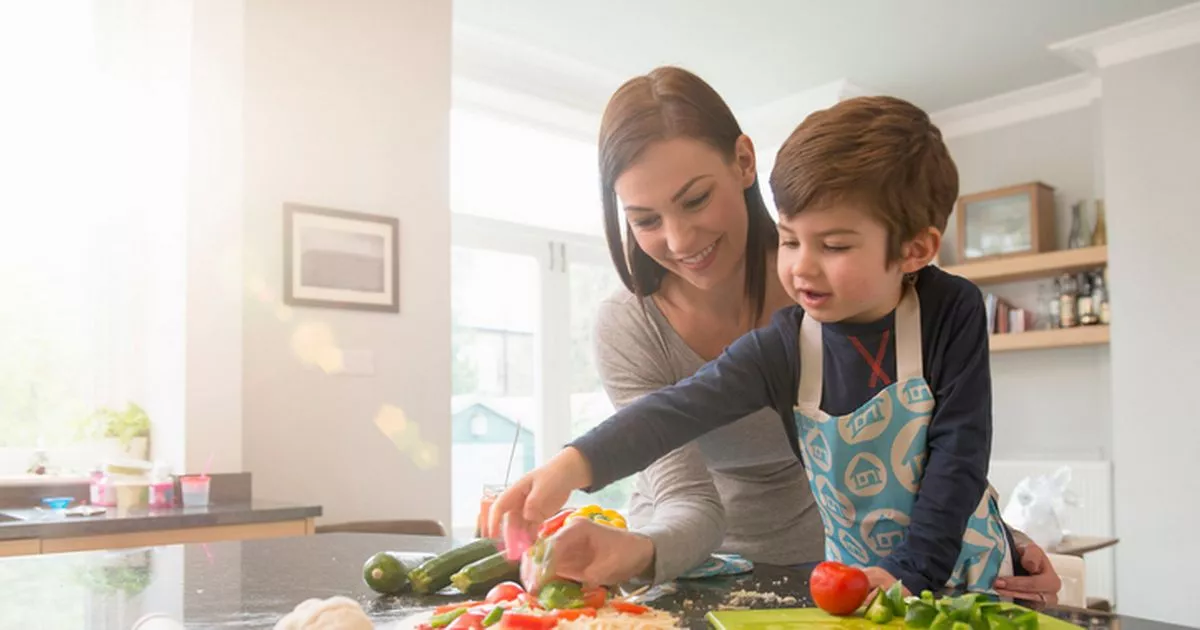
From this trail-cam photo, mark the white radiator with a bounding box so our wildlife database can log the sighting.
[990,460,1114,603]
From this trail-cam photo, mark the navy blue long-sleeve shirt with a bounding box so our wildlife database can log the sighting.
[569,265,995,593]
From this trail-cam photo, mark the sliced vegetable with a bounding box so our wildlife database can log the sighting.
[610,601,650,615]
[434,601,483,615]
[501,610,558,630]
[484,581,526,604]
[582,586,608,610]
[431,607,469,628]
[538,579,586,610]
[410,540,501,594]
[448,612,484,630]
[481,606,504,627]
[554,608,597,621]
[451,552,520,595]
[564,504,627,529]
[905,600,938,628]
[930,612,954,630]
[538,509,574,538]
[887,582,908,616]
[866,590,894,624]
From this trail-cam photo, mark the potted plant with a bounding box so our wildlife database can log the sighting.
[77,403,151,461]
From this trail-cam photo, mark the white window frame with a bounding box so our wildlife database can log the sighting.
[451,213,612,466]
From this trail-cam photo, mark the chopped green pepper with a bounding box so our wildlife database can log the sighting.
[1009,611,1039,630]
[905,601,938,628]
[887,582,908,616]
[867,590,895,624]
[482,606,504,627]
[986,613,1017,630]
[952,622,973,630]
[537,579,586,610]
[430,607,468,628]
[930,612,954,630]
[921,590,936,605]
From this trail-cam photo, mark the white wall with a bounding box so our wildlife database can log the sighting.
[183,0,245,475]
[242,0,452,526]
[944,108,1111,462]
[1101,43,1200,625]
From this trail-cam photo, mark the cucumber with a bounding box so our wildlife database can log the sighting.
[408,539,500,594]
[450,551,519,594]
[363,551,410,594]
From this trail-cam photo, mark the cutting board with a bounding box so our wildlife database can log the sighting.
[706,606,1080,630]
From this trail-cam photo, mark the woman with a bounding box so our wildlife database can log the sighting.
[516,66,1061,603]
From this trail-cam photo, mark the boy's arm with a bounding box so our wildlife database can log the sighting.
[878,289,993,593]
[592,301,726,583]
[571,311,797,493]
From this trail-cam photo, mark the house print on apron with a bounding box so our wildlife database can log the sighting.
[793,283,1013,593]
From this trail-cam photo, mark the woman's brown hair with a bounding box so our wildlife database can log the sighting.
[599,66,779,322]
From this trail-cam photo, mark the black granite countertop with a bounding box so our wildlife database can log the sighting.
[0,500,321,540]
[0,533,1191,630]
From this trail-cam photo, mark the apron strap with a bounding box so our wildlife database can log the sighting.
[895,282,924,383]
[796,282,925,409]
[797,311,824,411]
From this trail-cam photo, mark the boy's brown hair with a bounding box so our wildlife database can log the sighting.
[769,95,958,261]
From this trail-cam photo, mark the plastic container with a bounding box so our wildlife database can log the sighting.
[180,475,211,507]
[116,482,149,512]
[148,462,175,508]
[41,496,73,510]
[89,468,116,507]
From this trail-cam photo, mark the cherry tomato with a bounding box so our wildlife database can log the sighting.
[485,581,526,604]
[809,561,871,616]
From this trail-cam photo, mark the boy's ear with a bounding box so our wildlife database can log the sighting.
[900,227,942,274]
[734,134,757,188]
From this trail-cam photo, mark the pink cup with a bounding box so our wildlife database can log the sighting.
[180,475,211,507]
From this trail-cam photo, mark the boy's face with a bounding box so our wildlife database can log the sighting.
[775,201,931,324]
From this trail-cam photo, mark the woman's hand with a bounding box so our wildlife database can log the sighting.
[541,518,656,588]
[485,447,593,538]
[993,540,1063,605]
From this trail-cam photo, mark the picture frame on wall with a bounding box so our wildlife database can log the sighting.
[955,181,1056,263]
[283,203,400,313]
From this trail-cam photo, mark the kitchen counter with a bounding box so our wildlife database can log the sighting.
[0,533,1190,629]
[0,500,321,541]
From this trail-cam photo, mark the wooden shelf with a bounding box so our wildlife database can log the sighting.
[941,246,1107,284]
[989,325,1110,353]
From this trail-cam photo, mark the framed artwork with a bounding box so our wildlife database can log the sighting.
[283,203,399,312]
[955,182,1056,263]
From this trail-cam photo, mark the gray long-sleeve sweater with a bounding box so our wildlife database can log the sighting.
[593,290,824,582]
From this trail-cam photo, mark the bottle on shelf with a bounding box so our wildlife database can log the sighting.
[1039,281,1060,330]
[1067,202,1088,249]
[1092,268,1110,325]
[1091,199,1107,246]
[1077,272,1098,325]
[1058,272,1079,328]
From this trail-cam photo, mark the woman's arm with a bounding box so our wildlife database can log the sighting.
[592,298,726,583]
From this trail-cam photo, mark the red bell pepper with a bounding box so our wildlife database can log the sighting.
[537,509,574,538]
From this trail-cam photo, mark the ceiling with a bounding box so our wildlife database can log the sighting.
[453,0,1193,114]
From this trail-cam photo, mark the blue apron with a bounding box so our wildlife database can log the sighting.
[792,284,1012,593]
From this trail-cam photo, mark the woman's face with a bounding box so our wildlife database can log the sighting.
[614,136,757,291]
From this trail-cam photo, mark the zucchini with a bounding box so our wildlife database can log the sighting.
[450,551,519,594]
[409,539,500,594]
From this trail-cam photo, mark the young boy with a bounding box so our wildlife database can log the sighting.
[492,95,1014,595]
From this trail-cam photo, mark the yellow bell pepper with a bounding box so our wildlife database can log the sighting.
[567,504,627,529]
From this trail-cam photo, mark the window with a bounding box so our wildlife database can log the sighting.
[449,104,648,533]
[0,2,189,475]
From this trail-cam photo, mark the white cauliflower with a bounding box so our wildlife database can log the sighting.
[274,596,374,630]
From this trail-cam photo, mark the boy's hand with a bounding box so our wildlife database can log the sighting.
[485,447,594,539]
[863,567,910,595]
